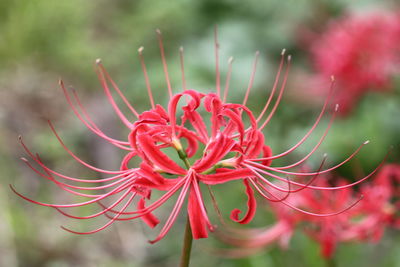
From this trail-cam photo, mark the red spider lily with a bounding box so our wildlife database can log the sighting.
[12,29,379,243]
[307,11,400,114]
[296,171,398,259]
[298,179,362,259]
[216,164,397,259]
[355,164,400,237]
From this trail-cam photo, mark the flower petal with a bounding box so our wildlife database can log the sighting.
[188,186,209,239]
[137,134,186,175]
[230,179,256,224]
[137,197,160,228]
[199,168,253,184]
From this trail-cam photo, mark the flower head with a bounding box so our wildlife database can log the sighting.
[308,11,400,114]
[13,29,378,243]
[300,170,399,259]
[215,164,396,259]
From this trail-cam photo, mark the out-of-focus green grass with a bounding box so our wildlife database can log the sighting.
[1,0,399,266]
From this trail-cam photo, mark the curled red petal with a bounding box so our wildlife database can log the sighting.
[182,109,209,143]
[137,197,160,228]
[220,108,245,144]
[138,162,166,186]
[168,90,204,139]
[176,126,200,158]
[230,179,256,224]
[120,152,137,171]
[204,94,223,138]
[245,131,265,159]
[137,134,186,175]
[261,145,273,166]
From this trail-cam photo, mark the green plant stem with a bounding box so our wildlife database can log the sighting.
[175,141,193,267]
[325,258,336,267]
[179,217,193,267]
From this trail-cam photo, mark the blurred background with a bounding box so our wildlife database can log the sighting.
[1,0,399,266]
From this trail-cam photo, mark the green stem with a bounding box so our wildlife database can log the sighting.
[182,157,191,169]
[325,257,336,267]
[179,217,193,267]
[174,140,193,266]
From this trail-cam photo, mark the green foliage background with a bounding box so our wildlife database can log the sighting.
[0,0,399,266]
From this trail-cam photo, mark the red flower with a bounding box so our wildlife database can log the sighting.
[296,169,398,259]
[355,164,400,237]
[13,30,378,243]
[298,179,362,259]
[309,11,400,114]
[216,164,396,259]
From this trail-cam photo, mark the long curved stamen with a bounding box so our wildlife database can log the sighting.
[149,176,192,243]
[95,60,133,129]
[275,104,338,170]
[19,135,125,177]
[256,77,336,161]
[258,55,291,131]
[99,178,188,218]
[156,29,173,99]
[138,46,155,109]
[206,185,226,225]
[55,191,136,220]
[21,158,134,194]
[96,62,139,118]
[256,49,286,123]
[46,122,126,174]
[256,179,291,201]
[20,144,133,183]
[70,95,132,150]
[223,56,234,103]
[251,176,364,217]
[244,155,326,194]
[247,141,369,176]
[61,192,136,234]
[248,178,288,202]
[246,149,388,191]
[39,160,135,197]
[245,164,292,194]
[60,80,132,150]
[214,25,221,97]
[97,200,153,219]
[34,155,124,198]
[70,89,131,146]
[242,51,259,107]
[279,194,363,217]
[179,46,187,91]
[9,178,135,208]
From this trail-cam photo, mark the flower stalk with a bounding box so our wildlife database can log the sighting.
[180,217,193,267]
[175,139,194,267]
